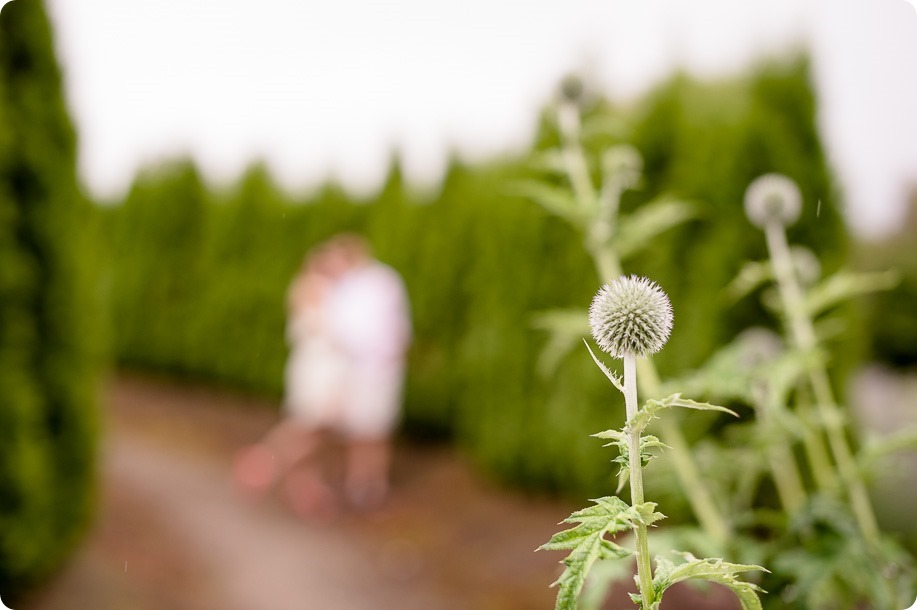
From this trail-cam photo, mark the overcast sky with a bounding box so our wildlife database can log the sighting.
[36,0,917,237]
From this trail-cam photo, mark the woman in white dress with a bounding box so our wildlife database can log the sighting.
[233,244,347,519]
[233,234,411,518]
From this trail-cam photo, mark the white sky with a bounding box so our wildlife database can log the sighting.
[41,0,917,237]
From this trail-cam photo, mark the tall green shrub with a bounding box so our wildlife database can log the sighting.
[0,0,100,595]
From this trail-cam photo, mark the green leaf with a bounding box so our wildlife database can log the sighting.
[584,340,624,393]
[723,260,773,303]
[652,552,767,610]
[531,309,589,377]
[859,425,917,476]
[804,269,899,317]
[511,180,590,227]
[529,149,569,175]
[580,114,629,140]
[614,198,696,259]
[540,497,664,610]
[591,430,669,492]
[629,393,738,435]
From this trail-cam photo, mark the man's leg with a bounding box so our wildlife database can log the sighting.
[344,437,392,511]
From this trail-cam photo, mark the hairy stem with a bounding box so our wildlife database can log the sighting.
[624,352,655,610]
[764,220,879,541]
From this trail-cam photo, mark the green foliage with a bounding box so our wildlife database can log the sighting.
[591,429,667,493]
[97,58,855,506]
[616,58,851,378]
[650,552,766,610]
[612,198,695,261]
[661,176,916,606]
[770,498,914,609]
[0,0,100,595]
[856,198,917,369]
[543,317,763,609]
[539,496,657,610]
[628,394,737,435]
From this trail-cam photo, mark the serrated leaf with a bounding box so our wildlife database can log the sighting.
[614,199,696,259]
[591,431,669,493]
[653,552,767,610]
[540,496,649,610]
[511,180,590,227]
[584,340,625,393]
[804,269,899,317]
[592,429,625,441]
[628,394,738,435]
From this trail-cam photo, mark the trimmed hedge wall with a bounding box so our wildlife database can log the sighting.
[0,0,100,596]
[99,58,854,499]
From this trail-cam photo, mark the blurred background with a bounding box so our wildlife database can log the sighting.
[1,0,916,608]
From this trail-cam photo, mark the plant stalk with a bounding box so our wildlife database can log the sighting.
[795,391,839,492]
[558,101,597,207]
[636,357,731,547]
[557,102,730,549]
[751,384,807,512]
[624,351,655,610]
[764,220,880,541]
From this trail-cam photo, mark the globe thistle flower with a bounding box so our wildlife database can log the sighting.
[589,275,673,359]
[744,173,802,228]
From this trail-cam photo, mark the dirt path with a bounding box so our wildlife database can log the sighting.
[19,375,577,610]
[18,374,746,610]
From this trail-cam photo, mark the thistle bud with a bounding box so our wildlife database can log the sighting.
[743,173,802,228]
[559,74,584,104]
[589,275,673,359]
[789,246,821,287]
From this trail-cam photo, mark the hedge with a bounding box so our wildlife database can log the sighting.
[98,57,854,502]
[0,0,100,596]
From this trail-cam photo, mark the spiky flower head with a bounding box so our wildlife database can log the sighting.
[589,275,673,359]
[744,173,802,228]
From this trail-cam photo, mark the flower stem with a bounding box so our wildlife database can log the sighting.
[557,101,729,549]
[624,351,655,610]
[750,383,807,512]
[764,220,880,542]
[558,101,596,207]
[795,391,839,492]
[636,358,731,547]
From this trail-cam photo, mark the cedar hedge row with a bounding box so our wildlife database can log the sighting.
[98,58,856,508]
[1,0,100,597]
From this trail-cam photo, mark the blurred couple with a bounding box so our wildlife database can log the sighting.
[234,234,411,520]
